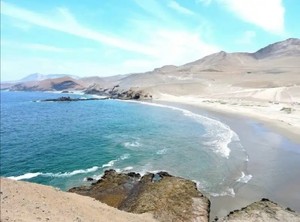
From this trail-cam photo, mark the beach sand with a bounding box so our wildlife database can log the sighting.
[154,99,300,219]
[0,178,157,222]
[156,90,300,143]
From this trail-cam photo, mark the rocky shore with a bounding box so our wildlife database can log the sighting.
[84,85,153,100]
[36,87,153,102]
[1,171,299,221]
[217,198,300,222]
[69,170,300,222]
[37,96,108,102]
[69,169,210,222]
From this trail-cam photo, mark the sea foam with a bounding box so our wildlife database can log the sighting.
[122,100,240,158]
[124,141,141,148]
[102,154,131,168]
[210,187,236,197]
[236,171,253,183]
[156,148,168,155]
[8,166,100,181]
[8,172,42,180]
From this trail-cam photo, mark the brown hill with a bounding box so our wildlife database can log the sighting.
[10,77,85,91]
[6,38,300,96]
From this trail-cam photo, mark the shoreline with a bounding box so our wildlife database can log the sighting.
[2,91,300,220]
[156,94,300,144]
[152,96,300,219]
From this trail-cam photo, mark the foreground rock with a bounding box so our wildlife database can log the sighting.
[69,169,210,222]
[217,198,300,222]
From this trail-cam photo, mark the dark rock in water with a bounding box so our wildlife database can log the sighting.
[69,169,210,222]
[86,177,94,181]
[37,96,108,102]
[126,172,141,178]
[157,171,172,177]
[218,198,300,221]
[70,169,139,208]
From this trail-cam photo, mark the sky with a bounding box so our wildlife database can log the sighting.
[1,0,299,81]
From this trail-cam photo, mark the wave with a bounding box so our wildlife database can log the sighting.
[91,95,108,99]
[8,172,42,180]
[236,171,252,183]
[156,148,168,155]
[122,100,240,158]
[102,160,117,168]
[210,187,236,197]
[123,166,134,171]
[102,154,131,168]
[124,141,141,148]
[120,153,131,160]
[8,166,100,181]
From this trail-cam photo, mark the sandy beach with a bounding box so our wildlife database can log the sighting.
[157,92,300,143]
[0,178,157,222]
[154,97,300,219]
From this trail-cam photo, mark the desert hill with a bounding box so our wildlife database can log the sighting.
[19,73,79,82]
[2,38,300,104]
[9,76,85,91]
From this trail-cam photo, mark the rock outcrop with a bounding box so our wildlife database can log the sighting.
[111,88,153,100]
[84,85,153,100]
[38,96,108,102]
[217,198,300,222]
[69,169,210,222]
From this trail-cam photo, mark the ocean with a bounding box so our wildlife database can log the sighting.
[0,91,251,196]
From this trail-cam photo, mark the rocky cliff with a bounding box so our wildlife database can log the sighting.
[69,170,300,222]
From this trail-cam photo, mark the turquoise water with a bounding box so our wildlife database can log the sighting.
[0,91,250,196]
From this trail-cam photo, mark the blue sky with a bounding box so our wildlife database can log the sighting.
[1,0,299,81]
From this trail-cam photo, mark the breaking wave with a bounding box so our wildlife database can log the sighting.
[124,141,142,148]
[123,100,240,158]
[8,166,100,181]
[8,153,132,181]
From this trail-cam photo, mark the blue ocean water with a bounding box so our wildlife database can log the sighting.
[0,91,251,196]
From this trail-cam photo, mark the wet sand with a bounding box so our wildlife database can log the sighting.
[157,101,300,219]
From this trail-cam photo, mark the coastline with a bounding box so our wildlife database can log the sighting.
[152,96,300,218]
[156,94,300,144]
[2,91,300,220]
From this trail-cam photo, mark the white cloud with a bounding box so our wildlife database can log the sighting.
[2,40,70,52]
[168,1,195,15]
[149,29,219,65]
[1,1,220,80]
[11,21,32,31]
[219,0,285,34]
[0,1,156,56]
[120,29,220,71]
[1,1,218,61]
[237,30,256,44]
